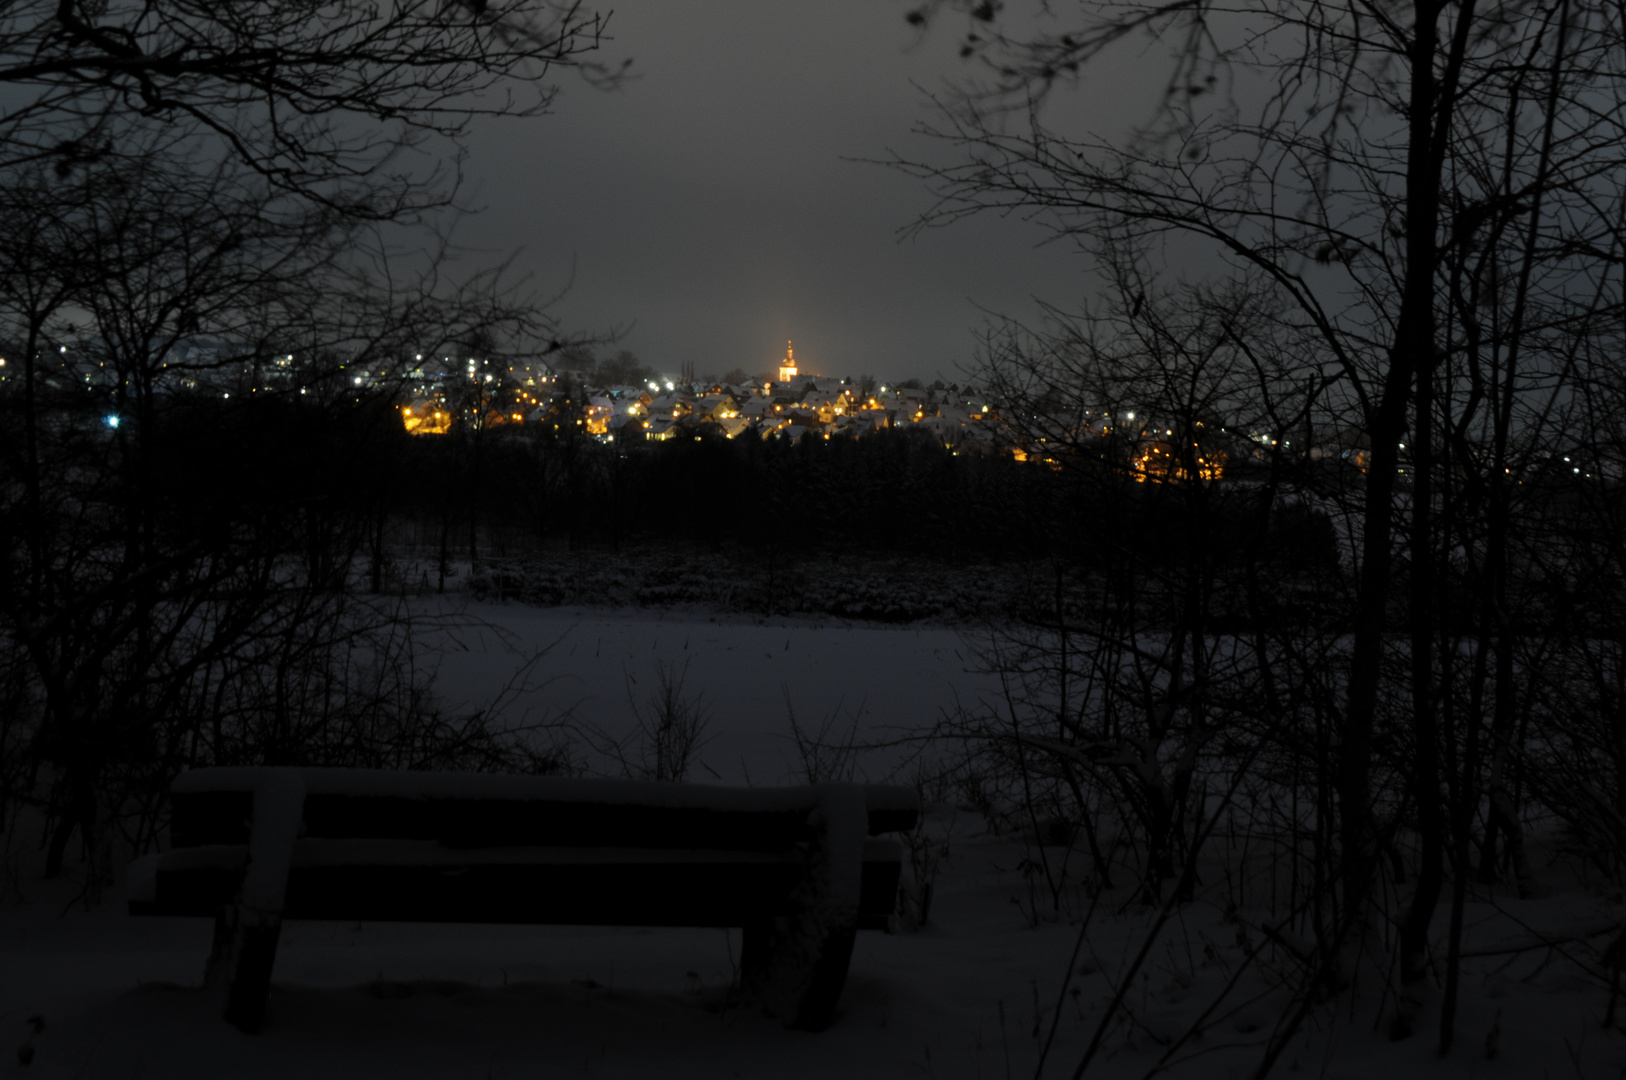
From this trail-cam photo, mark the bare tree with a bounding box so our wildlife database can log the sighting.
[950,257,1344,913]
[0,132,568,886]
[0,0,595,894]
[899,0,1626,1053]
[0,0,619,214]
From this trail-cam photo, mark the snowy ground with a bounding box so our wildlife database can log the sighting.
[421,600,1002,785]
[5,604,1626,1078]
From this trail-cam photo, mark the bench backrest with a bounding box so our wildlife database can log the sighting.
[170,767,920,851]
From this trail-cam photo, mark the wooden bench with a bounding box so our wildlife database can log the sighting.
[127,767,919,1033]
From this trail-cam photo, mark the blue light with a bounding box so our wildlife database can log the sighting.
[104,414,120,429]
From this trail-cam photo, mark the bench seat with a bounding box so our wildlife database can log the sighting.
[128,767,920,1034]
[130,837,904,929]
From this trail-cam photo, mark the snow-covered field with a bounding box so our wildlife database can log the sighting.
[5,603,1625,1079]
[422,601,1000,785]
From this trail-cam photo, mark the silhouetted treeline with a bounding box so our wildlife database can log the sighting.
[393,415,1623,641]
[394,424,1350,576]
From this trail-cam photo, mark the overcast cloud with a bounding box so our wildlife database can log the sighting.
[450,0,1124,383]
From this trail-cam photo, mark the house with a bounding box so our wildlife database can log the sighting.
[917,416,961,445]
[848,410,889,434]
[649,393,688,420]
[696,393,740,422]
[610,414,646,443]
[584,394,615,435]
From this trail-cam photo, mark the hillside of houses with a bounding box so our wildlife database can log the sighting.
[401,363,1004,454]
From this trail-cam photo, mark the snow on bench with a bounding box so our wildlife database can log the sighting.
[128,767,919,1033]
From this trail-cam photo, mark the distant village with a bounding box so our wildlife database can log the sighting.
[391,341,1279,482]
[396,340,1616,487]
[398,342,1008,456]
[340,341,1551,482]
[19,337,1613,485]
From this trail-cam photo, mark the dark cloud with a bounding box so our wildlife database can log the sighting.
[454,0,1094,382]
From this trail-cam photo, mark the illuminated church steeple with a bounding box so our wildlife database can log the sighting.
[778,340,798,383]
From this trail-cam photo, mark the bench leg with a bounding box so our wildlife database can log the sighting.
[205,904,284,1034]
[203,771,304,1033]
[741,784,867,1030]
[741,918,857,1031]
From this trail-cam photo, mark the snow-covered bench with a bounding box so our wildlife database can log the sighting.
[127,767,918,1033]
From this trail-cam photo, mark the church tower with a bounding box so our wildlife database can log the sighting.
[777,340,798,384]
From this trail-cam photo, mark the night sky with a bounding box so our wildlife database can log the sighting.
[452,0,1108,384]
